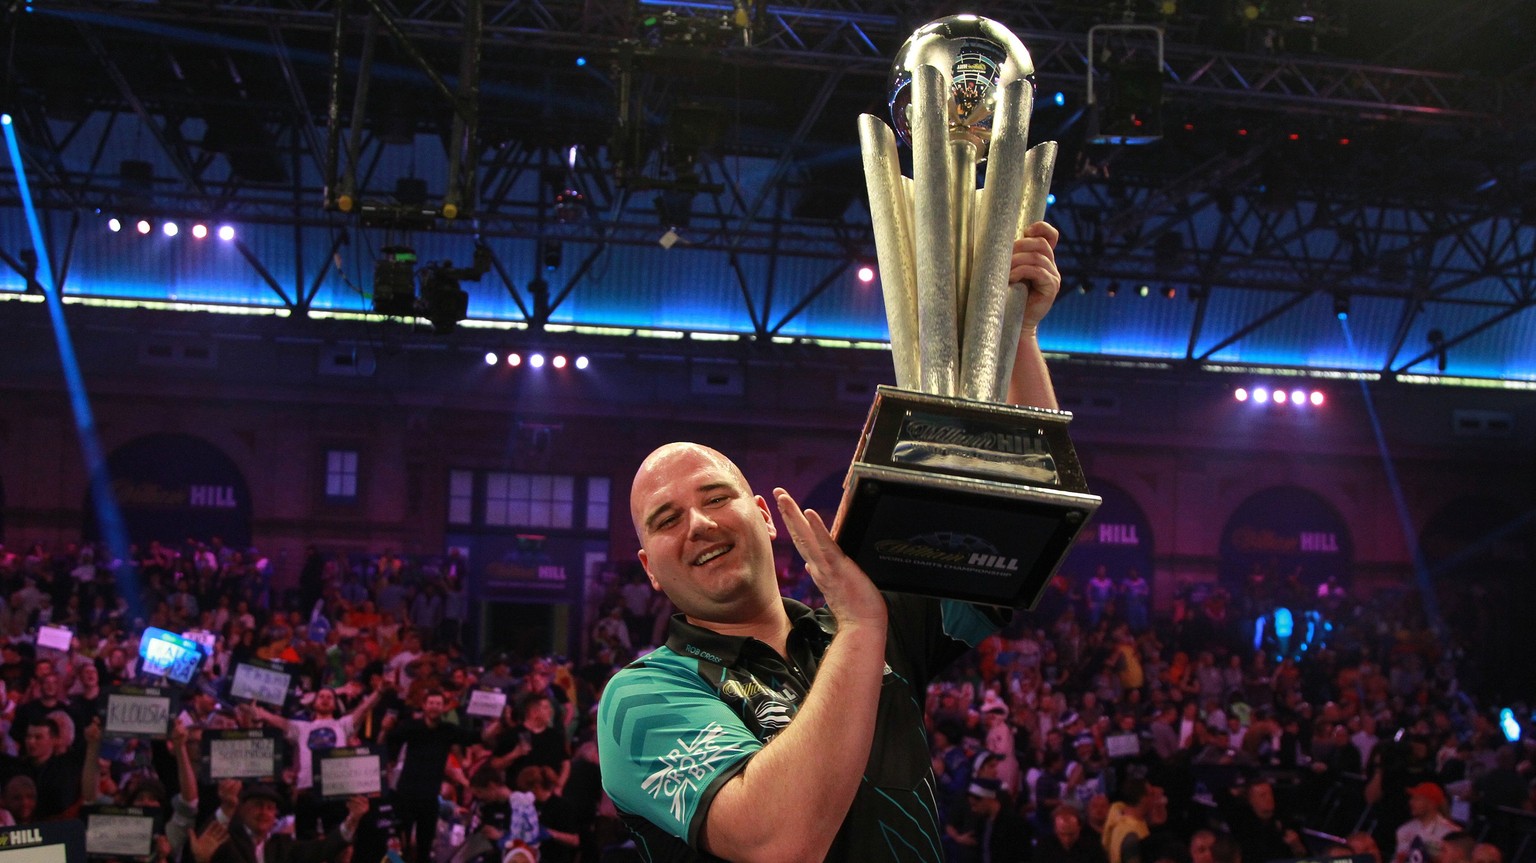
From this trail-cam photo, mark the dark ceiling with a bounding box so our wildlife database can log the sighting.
[2,0,1535,381]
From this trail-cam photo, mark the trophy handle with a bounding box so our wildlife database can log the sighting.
[858,115,920,391]
[960,78,1035,402]
[911,63,960,397]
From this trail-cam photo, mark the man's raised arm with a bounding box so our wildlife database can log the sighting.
[695,490,889,863]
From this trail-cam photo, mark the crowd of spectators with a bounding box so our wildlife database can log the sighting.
[0,536,1529,863]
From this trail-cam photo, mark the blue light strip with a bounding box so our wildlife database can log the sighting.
[1340,319,1443,633]
[2,114,143,621]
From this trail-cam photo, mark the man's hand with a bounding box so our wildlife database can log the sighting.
[1010,220,1061,334]
[344,795,370,827]
[773,488,887,634]
[216,778,242,813]
[188,820,230,863]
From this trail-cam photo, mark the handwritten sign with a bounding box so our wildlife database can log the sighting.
[207,730,283,780]
[1105,732,1141,759]
[230,661,291,708]
[85,807,157,859]
[36,624,73,652]
[316,747,382,799]
[103,687,175,739]
[138,627,205,684]
[466,688,507,719]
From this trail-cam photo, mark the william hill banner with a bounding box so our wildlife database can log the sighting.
[1219,485,1352,589]
[85,433,252,548]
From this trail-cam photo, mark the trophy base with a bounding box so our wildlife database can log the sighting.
[832,386,1101,609]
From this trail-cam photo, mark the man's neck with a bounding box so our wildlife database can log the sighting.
[686,603,794,658]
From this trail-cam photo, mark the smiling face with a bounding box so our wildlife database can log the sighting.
[630,443,780,626]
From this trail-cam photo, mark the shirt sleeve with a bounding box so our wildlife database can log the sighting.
[597,660,761,849]
[884,593,1007,686]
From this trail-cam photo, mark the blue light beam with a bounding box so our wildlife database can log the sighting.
[3,114,144,622]
[1339,318,1443,634]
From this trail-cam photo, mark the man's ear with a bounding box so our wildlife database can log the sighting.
[753,495,777,540]
[637,550,661,591]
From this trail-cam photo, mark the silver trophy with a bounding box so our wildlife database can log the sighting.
[831,16,1101,609]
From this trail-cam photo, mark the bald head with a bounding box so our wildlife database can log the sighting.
[630,443,751,539]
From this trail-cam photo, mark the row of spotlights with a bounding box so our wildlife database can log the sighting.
[108,218,235,241]
[484,352,590,370]
[1235,387,1325,406]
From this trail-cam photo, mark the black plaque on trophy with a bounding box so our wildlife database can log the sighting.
[832,386,1100,608]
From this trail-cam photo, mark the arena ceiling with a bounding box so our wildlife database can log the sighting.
[1,0,1534,382]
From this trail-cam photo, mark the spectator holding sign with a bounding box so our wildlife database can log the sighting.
[247,683,387,838]
[204,778,369,863]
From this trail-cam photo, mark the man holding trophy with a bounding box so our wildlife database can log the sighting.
[598,16,1096,863]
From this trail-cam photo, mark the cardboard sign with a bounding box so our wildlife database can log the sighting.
[465,687,507,719]
[1105,732,1141,759]
[103,687,176,739]
[230,661,292,708]
[85,806,159,860]
[206,730,284,780]
[315,747,382,799]
[36,624,73,652]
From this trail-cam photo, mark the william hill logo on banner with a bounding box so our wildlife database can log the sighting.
[873,538,1019,576]
[1097,523,1140,546]
[1300,532,1340,553]
[112,480,238,509]
[0,827,44,847]
[189,485,239,508]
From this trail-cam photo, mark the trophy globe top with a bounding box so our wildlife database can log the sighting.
[886,15,1035,158]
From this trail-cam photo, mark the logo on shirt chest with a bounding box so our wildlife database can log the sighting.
[719,675,798,741]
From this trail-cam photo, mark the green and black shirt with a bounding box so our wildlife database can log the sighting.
[597,594,1002,862]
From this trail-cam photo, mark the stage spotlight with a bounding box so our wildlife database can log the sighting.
[136,220,152,235]
[1106,281,1120,298]
[1137,284,1151,297]
[506,352,522,366]
[162,222,179,237]
[1053,91,1066,106]
[575,356,589,370]
[1077,279,1093,295]
[856,264,876,283]
[1161,285,1176,299]
[1254,387,1270,403]
[1046,193,1056,206]
[107,218,122,233]
[552,355,568,369]
[1290,389,1306,405]
[217,225,236,242]
[484,352,498,366]
[530,353,546,368]
[1333,292,1350,321]
[191,224,209,240]
[1274,389,1288,404]
[1310,391,1324,406]
[1235,388,1249,402]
